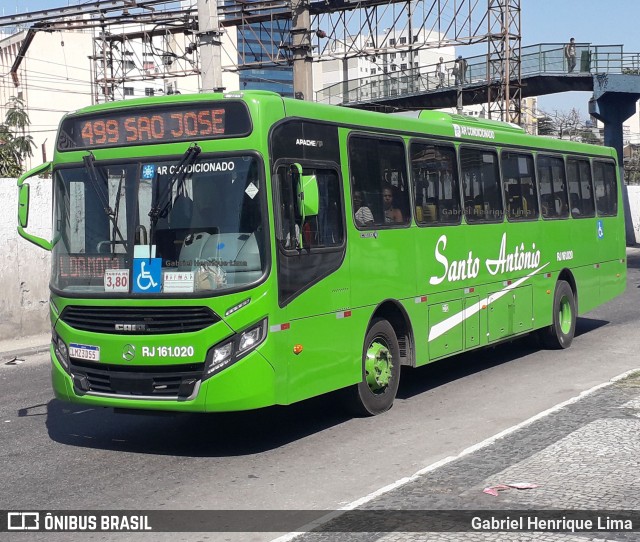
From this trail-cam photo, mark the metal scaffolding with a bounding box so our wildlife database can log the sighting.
[486,0,521,123]
[3,0,522,122]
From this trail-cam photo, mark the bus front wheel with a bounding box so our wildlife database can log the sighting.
[540,280,576,349]
[348,318,401,416]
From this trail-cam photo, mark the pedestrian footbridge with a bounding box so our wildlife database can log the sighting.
[315,43,640,111]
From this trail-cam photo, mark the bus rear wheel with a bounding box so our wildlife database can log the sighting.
[540,280,576,349]
[348,318,401,416]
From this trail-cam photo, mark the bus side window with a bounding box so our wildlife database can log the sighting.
[276,166,343,250]
[461,147,502,223]
[502,151,538,221]
[349,135,410,227]
[410,141,460,225]
[274,170,300,249]
[302,170,343,248]
[538,154,567,219]
[567,157,595,218]
[593,160,618,216]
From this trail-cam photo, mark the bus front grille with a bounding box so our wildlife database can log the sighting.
[70,360,204,399]
[60,306,220,334]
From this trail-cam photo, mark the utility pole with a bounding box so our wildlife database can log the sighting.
[197,0,224,93]
[291,0,313,100]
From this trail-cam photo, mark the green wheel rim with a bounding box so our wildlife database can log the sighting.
[365,339,393,394]
[558,295,573,335]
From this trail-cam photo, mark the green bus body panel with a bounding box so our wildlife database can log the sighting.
[428,300,464,359]
[487,285,533,342]
[37,91,626,413]
[464,296,480,349]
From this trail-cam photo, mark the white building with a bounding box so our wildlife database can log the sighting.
[313,29,455,104]
[0,29,94,168]
[0,22,238,171]
[623,102,640,145]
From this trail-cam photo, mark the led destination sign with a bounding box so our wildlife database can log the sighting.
[57,101,251,150]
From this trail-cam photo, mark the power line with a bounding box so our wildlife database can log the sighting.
[0,0,180,28]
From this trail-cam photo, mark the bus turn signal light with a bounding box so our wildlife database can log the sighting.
[293,344,304,355]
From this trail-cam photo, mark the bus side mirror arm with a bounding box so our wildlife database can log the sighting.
[17,162,53,251]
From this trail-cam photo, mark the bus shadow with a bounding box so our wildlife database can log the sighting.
[397,316,609,400]
[627,248,640,270]
[45,389,352,457]
[45,318,609,456]
[575,316,610,338]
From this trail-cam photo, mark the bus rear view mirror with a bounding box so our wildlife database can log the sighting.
[18,183,29,228]
[16,161,53,251]
[300,173,319,217]
[291,163,319,217]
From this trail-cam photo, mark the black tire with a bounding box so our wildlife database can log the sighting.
[346,318,401,416]
[539,280,576,349]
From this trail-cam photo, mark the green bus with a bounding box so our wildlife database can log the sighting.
[17,90,626,416]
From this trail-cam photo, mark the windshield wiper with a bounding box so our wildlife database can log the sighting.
[82,152,128,252]
[148,143,201,248]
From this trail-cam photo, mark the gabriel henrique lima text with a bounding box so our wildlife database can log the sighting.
[471,515,633,532]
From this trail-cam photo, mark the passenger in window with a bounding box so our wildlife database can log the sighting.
[570,193,581,216]
[382,185,404,223]
[353,190,374,227]
[557,196,569,216]
[281,203,300,249]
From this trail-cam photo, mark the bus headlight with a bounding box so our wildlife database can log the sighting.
[203,319,267,380]
[52,329,70,372]
[238,325,263,354]
[212,341,234,365]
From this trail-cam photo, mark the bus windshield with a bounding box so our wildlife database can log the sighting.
[51,154,267,295]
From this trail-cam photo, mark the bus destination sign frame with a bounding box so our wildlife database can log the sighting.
[57,101,252,151]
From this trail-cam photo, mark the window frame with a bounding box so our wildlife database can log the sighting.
[566,155,596,219]
[459,144,504,225]
[273,158,346,257]
[409,138,462,227]
[500,150,539,222]
[536,152,570,220]
[347,132,411,230]
[592,158,618,217]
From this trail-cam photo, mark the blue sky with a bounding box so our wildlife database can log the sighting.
[521,0,640,117]
[5,0,640,118]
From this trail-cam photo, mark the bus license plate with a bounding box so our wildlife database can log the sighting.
[69,343,100,362]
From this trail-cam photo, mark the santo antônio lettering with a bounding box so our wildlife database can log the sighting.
[429,232,542,285]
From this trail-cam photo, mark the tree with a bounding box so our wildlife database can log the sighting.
[624,145,640,185]
[0,96,35,177]
[537,108,602,144]
[536,114,556,137]
[551,108,583,141]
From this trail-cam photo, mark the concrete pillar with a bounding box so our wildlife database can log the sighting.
[197,0,224,93]
[589,74,640,246]
[291,0,313,100]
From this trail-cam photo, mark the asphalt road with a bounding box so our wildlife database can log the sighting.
[2,248,639,542]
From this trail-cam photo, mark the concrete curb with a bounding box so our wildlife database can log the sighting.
[1,342,50,363]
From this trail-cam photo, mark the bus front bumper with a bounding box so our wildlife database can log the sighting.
[50,345,277,413]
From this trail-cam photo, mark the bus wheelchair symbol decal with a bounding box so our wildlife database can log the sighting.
[597,220,604,239]
[132,258,162,293]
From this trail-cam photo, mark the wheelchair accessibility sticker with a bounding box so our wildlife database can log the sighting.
[597,220,604,239]
[133,258,162,293]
